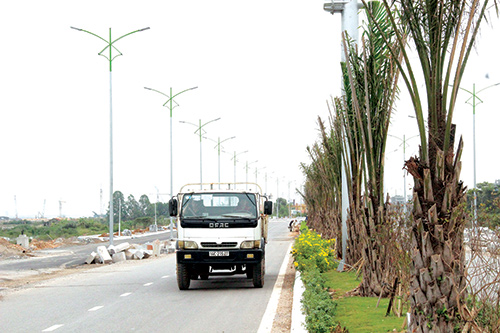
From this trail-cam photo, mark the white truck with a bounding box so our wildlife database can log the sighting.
[169,182,273,290]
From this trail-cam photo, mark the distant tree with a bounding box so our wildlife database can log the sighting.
[125,194,141,220]
[108,191,125,222]
[156,202,169,217]
[139,194,152,217]
[275,197,289,217]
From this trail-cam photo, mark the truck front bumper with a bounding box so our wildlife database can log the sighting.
[177,249,263,265]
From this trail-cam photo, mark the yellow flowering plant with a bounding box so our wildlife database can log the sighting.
[292,227,336,273]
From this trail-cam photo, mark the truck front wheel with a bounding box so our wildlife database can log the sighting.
[177,263,191,290]
[252,259,265,288]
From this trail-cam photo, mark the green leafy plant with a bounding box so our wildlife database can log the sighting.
[292,227,336,273]
[301,268,338,333]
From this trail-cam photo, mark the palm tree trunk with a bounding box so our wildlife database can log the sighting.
[406,133,467,332]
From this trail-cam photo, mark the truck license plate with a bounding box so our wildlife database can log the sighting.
[209,251,229,257]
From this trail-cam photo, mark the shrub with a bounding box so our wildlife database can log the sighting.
[292,227,336,273]
[301,268,338,332]
[293,225,338,332]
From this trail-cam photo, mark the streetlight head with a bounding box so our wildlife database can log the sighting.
[144,87,152,90]
[139,27,151,31]
[323,1,344,14]
[70,26,83,31]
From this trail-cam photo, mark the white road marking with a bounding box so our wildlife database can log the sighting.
[143,282,153,286]
[88,306,104,312]
[257,243,292,333]
[42,324,64,332]
[161,275,170,279]
[120,292,132,297]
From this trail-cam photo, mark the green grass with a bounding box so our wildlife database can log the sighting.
[322,269,407,333]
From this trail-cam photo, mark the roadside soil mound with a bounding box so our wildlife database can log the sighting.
[0,238,29,258]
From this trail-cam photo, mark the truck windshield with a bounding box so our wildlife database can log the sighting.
[181,192,257,219]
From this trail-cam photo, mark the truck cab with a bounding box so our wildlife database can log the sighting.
[169,182,272,290]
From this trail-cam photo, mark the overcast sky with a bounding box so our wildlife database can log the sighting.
[0,1,499,218]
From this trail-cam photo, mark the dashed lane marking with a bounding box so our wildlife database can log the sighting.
[42,324,64,332]
[88,306,104,312]
[120,292,132,297]
[161,275,170,279]
[143,282,153,286]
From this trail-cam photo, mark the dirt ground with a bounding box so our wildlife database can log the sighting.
[271,251,297,332]
[0,237,93,260]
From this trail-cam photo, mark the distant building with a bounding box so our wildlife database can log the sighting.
[0,216,9,221]
[391,195,405,205]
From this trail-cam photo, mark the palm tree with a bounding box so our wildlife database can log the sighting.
[341,1,402,296]
[363,0,498,330]
[300,114,343,256]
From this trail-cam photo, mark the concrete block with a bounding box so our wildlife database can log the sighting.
[125,249,136,260]
[97,245,112,264]
[112,252,126,263]
[85,251,97,264]
[152,240,161,257]
[16,235,29,249]
[134,249,145,260]
[114,242,130,253]
[107,245,117,255]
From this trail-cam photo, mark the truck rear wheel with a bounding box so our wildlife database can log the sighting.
[177,263,191,290]
[252,259,264,288]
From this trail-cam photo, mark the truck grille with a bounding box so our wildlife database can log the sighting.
[200,242,238,248]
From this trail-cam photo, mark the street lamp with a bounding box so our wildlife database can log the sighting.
[255,166,266,185]
[204,136,236,188]
[231,150,248,186]
[324,0,362,271]
[457,81,500,226]
[244,160,258,189]
[180,118,221,188]
[388,134,418,207]
[71,26,150,245]
[143,87,198,195]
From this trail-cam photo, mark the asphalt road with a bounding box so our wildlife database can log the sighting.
[0,219,293,333]
[0,231,176,272]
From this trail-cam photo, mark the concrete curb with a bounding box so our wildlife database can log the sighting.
[257,243,293,333]
[291,270,307,332]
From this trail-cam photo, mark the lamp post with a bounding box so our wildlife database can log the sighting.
[458,81,500,227]
[71,26,150,245]
[244,160,258,189]
[388,134,418,207]
[180,118,221,188]
[255,166,266,185]
[204,136,236,188]
[144,86,197,239]
[144,86,198,195]
[324,0,362,271]
[276,176,282,219]
[231,150,248,186]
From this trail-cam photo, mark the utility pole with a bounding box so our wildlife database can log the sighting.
[324,0,362,271]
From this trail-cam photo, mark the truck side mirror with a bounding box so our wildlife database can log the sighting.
[169,198,178,217]
[264,201,272,215]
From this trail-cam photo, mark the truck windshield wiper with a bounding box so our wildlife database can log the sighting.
[221,214,255,220]
[182,216,218,221]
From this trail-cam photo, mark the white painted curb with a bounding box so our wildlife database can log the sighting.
[291,270,307,332]
[257,243,292,333]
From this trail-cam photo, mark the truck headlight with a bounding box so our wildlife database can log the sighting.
[241,240,260,249]
[178,240,198,249]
